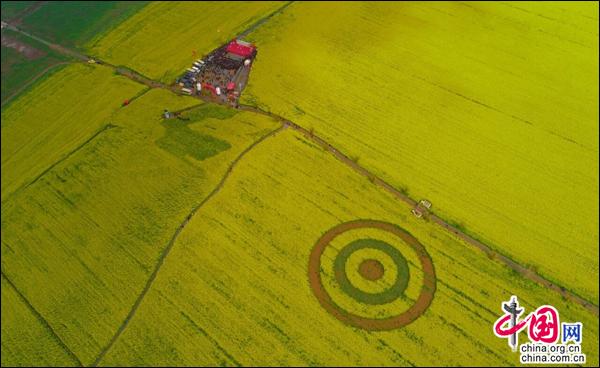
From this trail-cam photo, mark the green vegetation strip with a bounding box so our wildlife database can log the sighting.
[19,1,149,49]
[334,238,409,305]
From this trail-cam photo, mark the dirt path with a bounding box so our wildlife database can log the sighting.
[1,271,83,367]
[4,23,88,62]
[3,23,167,90]
[1,33,46,59]
[91,124,287,366]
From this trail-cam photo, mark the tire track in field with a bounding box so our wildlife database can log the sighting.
[1,271,83,367]
[91,124,287,366]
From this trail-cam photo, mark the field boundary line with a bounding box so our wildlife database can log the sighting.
[2,24,88,61]
[4,1,46,25]
[1,271,83,367]
[91,123,287,366]
[1,61,72,108]
[237,104,600,317]
[1,123,118,207]
[237,1,295,39]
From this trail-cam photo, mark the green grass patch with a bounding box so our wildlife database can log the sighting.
[20,1,149,49]
[1,29,71,104]
[0,1,31,21]
[157,119,231,162]
[156,104,239,161]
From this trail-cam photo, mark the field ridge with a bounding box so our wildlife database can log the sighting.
[1,271,83,367]
[92,124,287,366]
[1,61,72,108]
[1,123,118,206]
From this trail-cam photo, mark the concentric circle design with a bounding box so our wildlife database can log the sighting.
[308,220,436,331]
[334,239,409,305]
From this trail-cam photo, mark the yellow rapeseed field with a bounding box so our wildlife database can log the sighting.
[1,85,279,365]
[88,1,283,82]
[2,2,597,366]
[99,130,598,366]
[1,277,80,367]
[1,63,145,202]
[241,1,599,301]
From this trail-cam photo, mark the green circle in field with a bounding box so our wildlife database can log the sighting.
[334,239,409,305]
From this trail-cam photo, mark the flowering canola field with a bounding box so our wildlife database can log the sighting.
[241,1,599,301]
[98,130,599,366]
[1,80,279,365]
[88,1,283,82]
[1,1,598,366]
[1,63,145,201]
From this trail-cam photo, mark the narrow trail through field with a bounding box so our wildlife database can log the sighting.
[91,124,287,366]
[1,271,83,367]
[4,14,598,367]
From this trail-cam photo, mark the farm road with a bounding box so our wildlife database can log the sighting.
[3,8,598,366]
[2,22,169,90]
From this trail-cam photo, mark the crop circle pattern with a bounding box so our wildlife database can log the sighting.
[308,220,436,330]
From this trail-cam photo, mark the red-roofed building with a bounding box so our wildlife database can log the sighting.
[226,39,256,59]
